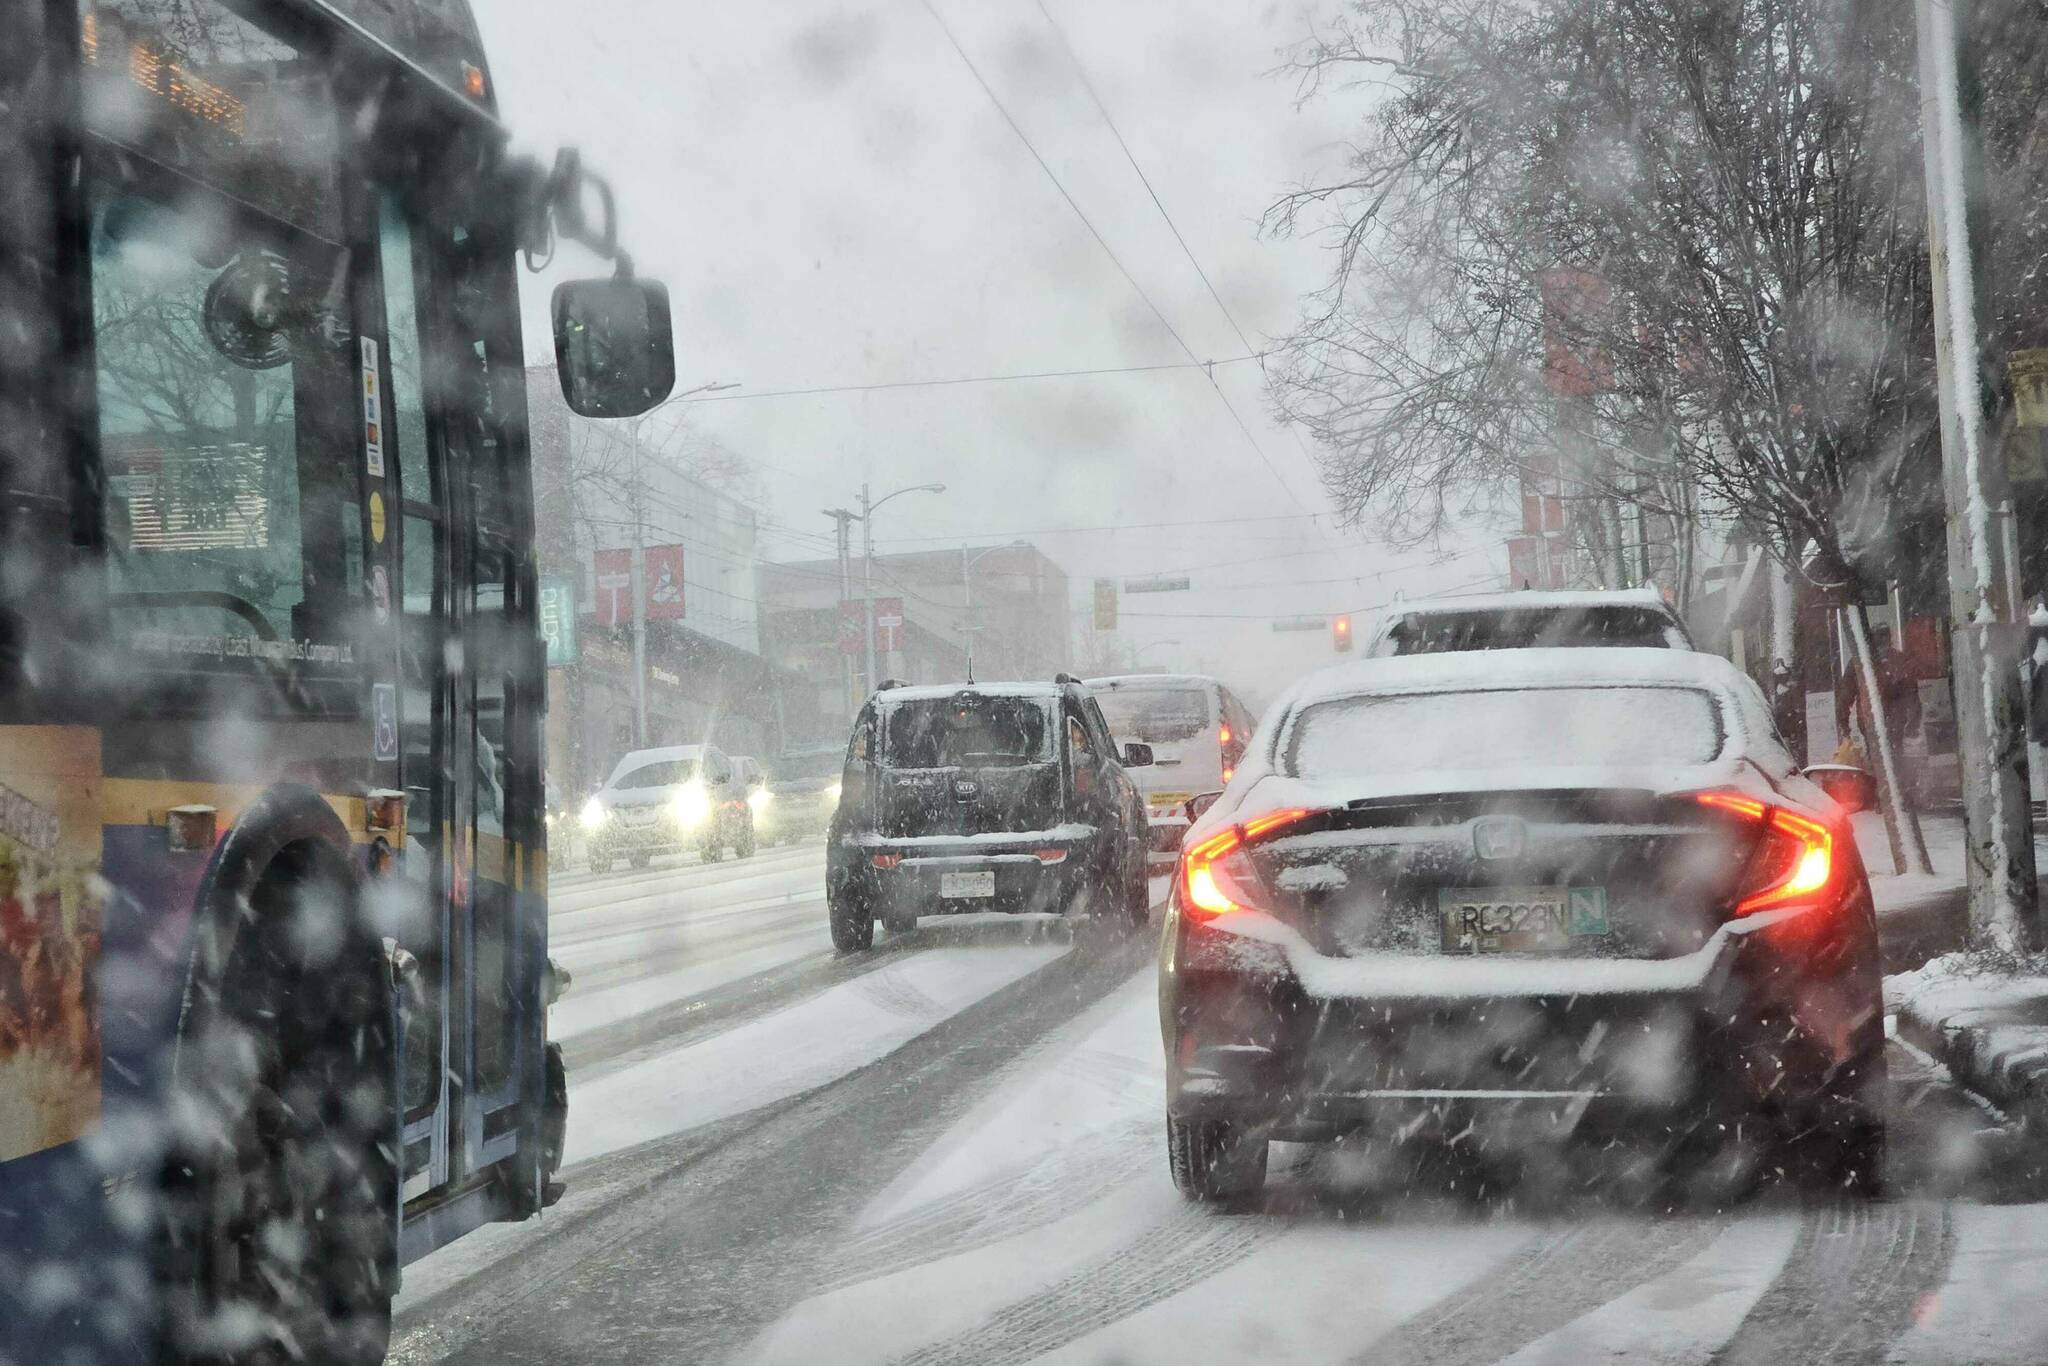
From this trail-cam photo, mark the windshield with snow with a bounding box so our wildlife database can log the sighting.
[1284,685,1724,778]
[611,760,698,789]
[11,1,2048,1363]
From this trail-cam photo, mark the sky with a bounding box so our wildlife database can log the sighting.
[477,0,1503,705]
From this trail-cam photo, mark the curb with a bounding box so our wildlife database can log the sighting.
[1893,996,2048,1137]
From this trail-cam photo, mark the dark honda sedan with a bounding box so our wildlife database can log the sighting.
[1159,647,1885,1204]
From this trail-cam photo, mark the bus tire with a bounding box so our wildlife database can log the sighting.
[161,838,397,1366]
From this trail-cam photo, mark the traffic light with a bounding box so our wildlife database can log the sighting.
[1332,613,1353,652]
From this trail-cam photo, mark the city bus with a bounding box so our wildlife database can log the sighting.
[0,2,673,1361]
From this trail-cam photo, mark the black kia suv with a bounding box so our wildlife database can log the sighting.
[825,676,1155,950]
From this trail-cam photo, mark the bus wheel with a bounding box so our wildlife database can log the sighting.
[163,842,396,1365]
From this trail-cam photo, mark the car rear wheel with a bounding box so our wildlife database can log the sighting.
[1166,1114,1267,1203]
[735,816,757,859]
[829,892,875,953]
[701,837,725,863]
[1125,854,1152,931]
[589,852,613,875]
[628,849,651,869]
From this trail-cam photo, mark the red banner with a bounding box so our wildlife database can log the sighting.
[1540,269,1614,398]
[593,548,632,626]
[592,545,686,625]
[644,545,685,620]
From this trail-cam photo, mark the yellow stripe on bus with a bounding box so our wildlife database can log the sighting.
[100,778,370,843]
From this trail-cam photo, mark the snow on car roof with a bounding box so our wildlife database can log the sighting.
[878,682,1064,704]
[1384,586,1674,618]
[1282,644,1749,710]
[1180,646,1788,841]
[1081,674,1219,690]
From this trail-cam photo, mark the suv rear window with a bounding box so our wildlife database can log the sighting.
[1093,686,1212,744]
[1385,606,1680,653]
[882,696,1054,768]
[1284,686,1722,778]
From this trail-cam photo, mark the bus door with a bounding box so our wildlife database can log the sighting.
[441,224,533,1178]
[380,194,456,1201]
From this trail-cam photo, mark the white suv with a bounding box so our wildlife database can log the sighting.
[580,743,754,871]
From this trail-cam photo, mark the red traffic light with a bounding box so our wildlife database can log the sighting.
[1332,613,1353,652]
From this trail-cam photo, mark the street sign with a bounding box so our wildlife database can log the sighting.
[538,575,578,665]
[1270,616,1327,632]
[874,597,906,653]
[1093,579,1117,630]
[1123,574,1190,594]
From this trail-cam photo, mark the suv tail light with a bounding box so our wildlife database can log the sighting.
[1179,807,1319,920]
[1693,791,1837,916]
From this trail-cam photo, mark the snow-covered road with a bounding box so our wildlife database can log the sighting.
[388,863,2048,1366]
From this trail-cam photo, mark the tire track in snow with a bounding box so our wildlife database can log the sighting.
[1346,1214,1731,1366]
[886,1206,1285,1366]
[1711,1198,1953,1366]
[817,1118,1153,1293]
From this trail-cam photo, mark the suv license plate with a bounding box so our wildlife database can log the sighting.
[940,870,996,900]
[1438,887,1608,953]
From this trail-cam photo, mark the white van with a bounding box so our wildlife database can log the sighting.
[1084,674,1257,866]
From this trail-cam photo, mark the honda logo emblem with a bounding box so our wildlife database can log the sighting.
[1472,815,1526,860]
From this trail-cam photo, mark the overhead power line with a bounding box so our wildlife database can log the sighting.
[1029,0,1260,360]
[915,0,1322,519]
[672,353,1270,404]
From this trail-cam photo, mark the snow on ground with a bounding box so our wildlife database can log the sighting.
[1889,1203,2048,1365]
[1489,1216,1800,1366]
[550,923,828,1041]
[563,941,1066,1165]
[749,965,2048,1366]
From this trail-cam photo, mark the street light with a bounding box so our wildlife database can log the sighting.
[960,539,1029,682]
[859,482,946,692]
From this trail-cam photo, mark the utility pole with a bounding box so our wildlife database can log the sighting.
[860,482,876,698]
[629,426,648,748]
[823,506,858,715]
[1914,0,2040,951]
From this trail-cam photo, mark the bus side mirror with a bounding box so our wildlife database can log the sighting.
[551,276,676,418]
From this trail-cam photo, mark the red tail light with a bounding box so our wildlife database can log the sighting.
[871,852,903,870]
[1219,723,1233,747]
[1178,807,1318,920]
[1033,848,1068,864]
[1692,792,1836,916]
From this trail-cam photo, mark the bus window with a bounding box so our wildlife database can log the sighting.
[378,194,435,508]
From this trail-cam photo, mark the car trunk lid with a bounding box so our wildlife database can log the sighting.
[1244,789,1752,961]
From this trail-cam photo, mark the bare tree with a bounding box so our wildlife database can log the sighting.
[1267,0,1944,868]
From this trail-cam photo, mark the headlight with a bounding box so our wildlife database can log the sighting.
[825,780,842,806]
[672,783,712,828]
[579,796,609,831]
[748,788,774,812]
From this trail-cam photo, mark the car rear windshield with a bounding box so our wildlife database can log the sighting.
[881,696,1054,768]
[1284,685,1723,778]
[612,760,698,789]
[1092,686,1212,744]
[1386,606,1680,653]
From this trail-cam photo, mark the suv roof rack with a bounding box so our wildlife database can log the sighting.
[1053,672,1083,687]
[876,678,907,691]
